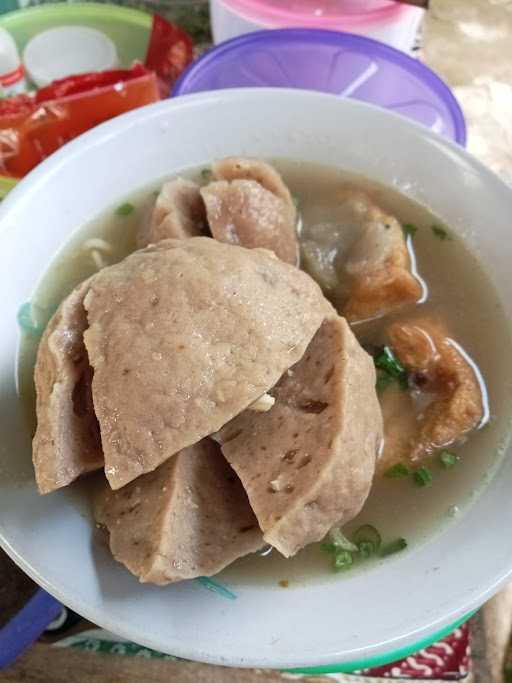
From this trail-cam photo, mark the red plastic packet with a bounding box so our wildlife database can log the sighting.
[0,64,159,178]
[145,14,194,97]
[0,93,33,117]
[34,63,151,102]
[0,15,194,179]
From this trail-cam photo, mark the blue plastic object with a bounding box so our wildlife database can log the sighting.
[0,589,62,669]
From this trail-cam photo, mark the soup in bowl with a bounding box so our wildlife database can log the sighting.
[1,89,512,670]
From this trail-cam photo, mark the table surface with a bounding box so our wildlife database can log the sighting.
[1,0,511,680]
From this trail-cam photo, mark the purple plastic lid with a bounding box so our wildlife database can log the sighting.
[172,29,466,145]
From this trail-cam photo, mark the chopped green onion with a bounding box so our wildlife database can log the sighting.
[399,374,409,391]
[380,538,407,557]
[376,371,394,394]
[320,542,338,554]
[200,168,212,181]
[374,346,408,390]
[358,541,375,559]
[17,302,45,338]
[196,576,237,600]
[375,346,406,379]
[352,524,382,553]
[384,463,411,479]
[323,525,409,571]
[293,195,301,209]
[328,527,358,553]
[403,223,418,238]
[333,550,353,572]
[440,450,459,468]
[115,202,134,217]
[414,466,433,487]
[431,224,451,240]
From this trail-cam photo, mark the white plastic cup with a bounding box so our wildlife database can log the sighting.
[23,26,118,88]
[210,0,424,54]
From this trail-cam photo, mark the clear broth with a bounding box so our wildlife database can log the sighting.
[18,160,512,588]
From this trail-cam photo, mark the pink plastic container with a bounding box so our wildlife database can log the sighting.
[210,0,424,53]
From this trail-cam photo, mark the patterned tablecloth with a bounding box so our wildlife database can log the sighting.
[38,603,473,680]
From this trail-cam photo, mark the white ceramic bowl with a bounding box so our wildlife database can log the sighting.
[1,89,512,671]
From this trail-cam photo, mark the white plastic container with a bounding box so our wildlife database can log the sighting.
[23,26,118,88]
[210,0,424,54]
[0,27,26,96]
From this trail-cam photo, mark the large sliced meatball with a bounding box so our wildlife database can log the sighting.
[32,278,103,494]
[217,316,383,557]
[201,158,298,265]
[84,237,327,489]
[212,157,295,209]
[95,439,262,584]
[137,178,206,247]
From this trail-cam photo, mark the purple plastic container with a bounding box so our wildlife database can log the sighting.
[172,29,466,145]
